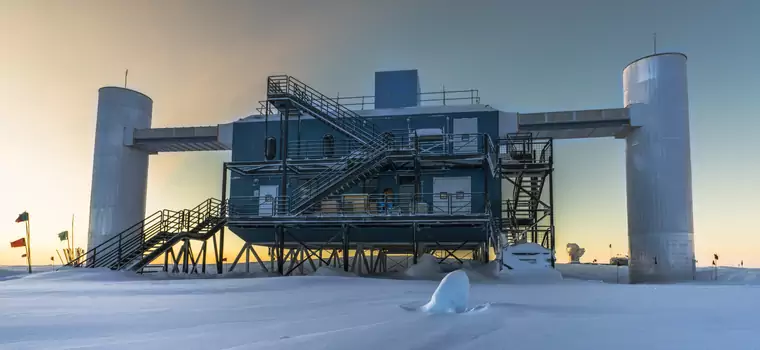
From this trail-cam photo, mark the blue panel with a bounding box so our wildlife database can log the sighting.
[374,70,420,109]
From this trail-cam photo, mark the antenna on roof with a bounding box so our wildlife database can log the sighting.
[124,69,129,88]
[653,33,657,54]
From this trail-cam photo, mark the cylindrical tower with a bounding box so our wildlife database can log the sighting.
[623,53,695,283]
[87,87,152,252]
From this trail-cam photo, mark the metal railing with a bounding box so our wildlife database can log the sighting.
[484,134,499,177]
[227,192,487,218]
[266,75,380,145]
[65,198,224,270]
[288,133,393,214]
[335,89,481,110]
[498,135,552,164]
[285,131,490,160]
[502,199,551,244]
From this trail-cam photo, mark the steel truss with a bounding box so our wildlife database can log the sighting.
[498,134,555,265]
[151,230,223,274]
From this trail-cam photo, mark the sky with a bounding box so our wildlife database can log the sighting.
[1,0,759,267]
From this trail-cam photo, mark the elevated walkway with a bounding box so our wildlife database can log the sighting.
[518,108,632,139]
[128,124,233,153]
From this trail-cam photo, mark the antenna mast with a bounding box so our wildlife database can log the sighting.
[653,33,657,54]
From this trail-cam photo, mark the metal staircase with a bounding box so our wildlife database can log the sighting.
[266,75,380,145]
[66,198,225,272]
[289,133,396,215]
[491,133,553,249]
[264,75,407,215]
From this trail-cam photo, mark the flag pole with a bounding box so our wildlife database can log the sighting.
[56,250,65,265]
[25,215,32,274]
[69,215,74,258]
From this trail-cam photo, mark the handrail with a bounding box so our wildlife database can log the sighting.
[334,89,481,110]
[267,75,380,144]
[65,198,224,269]
[484,134,499,178]
[288,132,395,213]
[229,192,487,217]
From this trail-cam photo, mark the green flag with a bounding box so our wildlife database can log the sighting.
[15,212,28,223]
[58,231,68,241]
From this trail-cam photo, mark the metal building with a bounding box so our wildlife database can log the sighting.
[72,52,695,283]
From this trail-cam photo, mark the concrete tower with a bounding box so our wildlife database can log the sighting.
[87,87,153,251]
[623,53,696,283]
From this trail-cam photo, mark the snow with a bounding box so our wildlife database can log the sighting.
[419,270,470,314]
[403,254,442,279]
[497,243,562,283]
[2,264,760,349]
[311,266,357,277]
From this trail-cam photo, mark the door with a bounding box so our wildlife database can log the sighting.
[452,118,478,154]
[432,177,472,214]
[398,183,423,214]
[258,185,279,216]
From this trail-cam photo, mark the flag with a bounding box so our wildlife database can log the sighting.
[10,237,25,248]
[58,231,68,241]
[15,212,28,223]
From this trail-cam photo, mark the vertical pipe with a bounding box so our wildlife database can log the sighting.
[218,163,228,274]
[342,225,349,272]
[548,142,556,268]
[412,223,418,265]
[201,241,207,274]
[277,226,285,275]
[281,109,289,213]
[483,139,489,214]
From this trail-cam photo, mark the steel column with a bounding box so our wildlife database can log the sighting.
[342,225,349,272]
[548,140,556,267]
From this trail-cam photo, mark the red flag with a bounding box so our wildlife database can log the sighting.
[10,237,25,248]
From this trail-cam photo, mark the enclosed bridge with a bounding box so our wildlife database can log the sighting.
[73,53,696,284]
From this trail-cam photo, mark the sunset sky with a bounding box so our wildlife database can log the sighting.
[1,0,758,267]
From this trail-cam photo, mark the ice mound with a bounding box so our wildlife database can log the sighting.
[311,266,357,277]
[420,270,471,313]
[403,254,443,279]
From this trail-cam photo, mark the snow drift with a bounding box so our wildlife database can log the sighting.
[419,270,470,313]
[403,254,443,279]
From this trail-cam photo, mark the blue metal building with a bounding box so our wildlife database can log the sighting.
[224,71,554,275]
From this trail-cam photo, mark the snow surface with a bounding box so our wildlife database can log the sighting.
[419,270,470,314]
[2,264,760,349]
